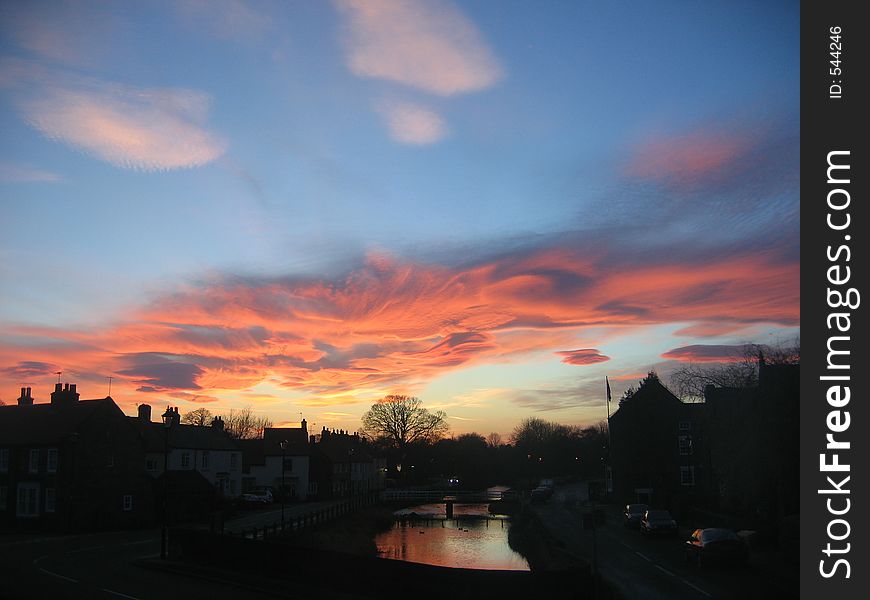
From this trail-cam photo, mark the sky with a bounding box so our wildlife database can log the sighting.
[0,0,800,437]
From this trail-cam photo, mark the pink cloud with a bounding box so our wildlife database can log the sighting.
[376,100,448,145]
[556,349,610,366]
[661,344,756,363]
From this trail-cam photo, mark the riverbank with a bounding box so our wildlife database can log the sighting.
[280,504,396,556]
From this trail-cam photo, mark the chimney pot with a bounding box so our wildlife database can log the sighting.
[26,387,31,397]
[70,384,76,394]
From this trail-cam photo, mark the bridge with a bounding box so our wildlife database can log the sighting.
[380,488,519,508]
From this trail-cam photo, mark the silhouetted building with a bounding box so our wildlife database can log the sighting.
[128,405,243,498]
[608,374,711,512]
[308,427,385,499]
[0,384,154,531]
[704,361,799,527]
[239,421,310,500]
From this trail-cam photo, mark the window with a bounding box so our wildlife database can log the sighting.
[0,486,7,510]
[181,452,191,468]
[282,457,292,472]
[0,449,8,473]
[29,449,39,473]
[201,451,209,469]
[679,421,692,431]
[230,453,238,470]
[47,448,58,473]
[123,495,133,511]
[145,457,158,472]
[680,466,695,486]
[678,435,693,456]
[45,488,56,513]
[106,454,114,467]
[16,483,39,517]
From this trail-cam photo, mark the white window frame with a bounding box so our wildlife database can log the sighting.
[17,483,39,517]
[123,494,133,511]
[47,448,58,473]
[29,449,40,473]
[45,488,56,513]
[678,435,693,456]
[680,466,695,486]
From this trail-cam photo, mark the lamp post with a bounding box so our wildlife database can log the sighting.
[347,448,355,498]
[279,439,288,530]
[160,406,174,560]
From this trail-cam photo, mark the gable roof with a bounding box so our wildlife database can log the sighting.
[128,417,239,452]
[0,398,124,445]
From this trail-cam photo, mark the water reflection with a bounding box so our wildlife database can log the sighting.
[375,501,529,571]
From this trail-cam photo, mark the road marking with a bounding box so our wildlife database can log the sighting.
[655,564,675,577]
[39,568,78,583]
[634,551,652,562]
[681,579,712,597]
[101,589,141,600]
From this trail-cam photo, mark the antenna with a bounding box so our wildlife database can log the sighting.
[56,371,62,384]
[107,376,113,396]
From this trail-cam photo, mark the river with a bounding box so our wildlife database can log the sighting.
[374,492,530,571]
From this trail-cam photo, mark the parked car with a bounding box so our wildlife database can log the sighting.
[623,503,649,528]
[241,487,274,504]
[530,486,553,503]
[640,509,677,536]
[685,528,748,567]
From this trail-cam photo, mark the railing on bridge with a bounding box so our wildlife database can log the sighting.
[380,489,519,502]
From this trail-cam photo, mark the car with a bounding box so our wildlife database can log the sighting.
[685,528,748,567]
[241,488,274,504]
[623,503,649,528]
[640,509,677,536]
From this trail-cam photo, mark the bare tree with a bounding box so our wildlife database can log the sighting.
[486,432,503,448]
[220,406,273,439]
[182,407,213,426]
[669,338,800,400]
[360,395,448,450]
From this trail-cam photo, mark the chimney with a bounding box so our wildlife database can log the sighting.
[51,382,80,406]
[17,387,33,406]
[309,434,316,445]
[138,404,152,422]
[301,418,308,436]
[211,416,224,430]
[172,406,181,426]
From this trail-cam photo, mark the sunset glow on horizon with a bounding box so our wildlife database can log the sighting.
[0,0,799,437]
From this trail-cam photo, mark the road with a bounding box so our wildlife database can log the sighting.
[0,529,295,600]
[532,483,798,600]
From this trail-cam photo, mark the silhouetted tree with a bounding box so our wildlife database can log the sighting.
[182,407,213,426]
[486,432,503,447]
[669,339,800,400]
[220,406,273,439]
[360,395,448,450]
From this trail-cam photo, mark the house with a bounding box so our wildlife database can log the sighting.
[703,361,799,525]
[608,373,711,512]
[128,405,243,499]
[308,427,385,499]
[0,384,154,531]
[238,421,310,500]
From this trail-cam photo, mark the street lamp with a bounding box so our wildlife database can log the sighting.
[160,406,174,560]
[279,439,288,530]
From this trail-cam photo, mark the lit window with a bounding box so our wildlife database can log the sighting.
[45,488,56,513]
[123,495,133,511]
[29,449,39,473]
[678,435,693,456]
[680,466,695,486]
[47,449,58,473]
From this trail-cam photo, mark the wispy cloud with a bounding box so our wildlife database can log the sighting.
[0,162,61,183]
[173,0,272,41]
[19,84,226,171]
[661,344,757,363]
[334,0,503,96]
[376,100,448,145]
